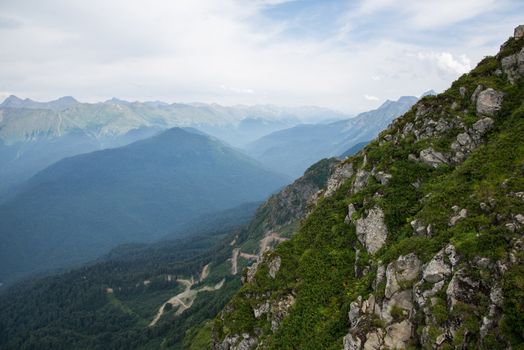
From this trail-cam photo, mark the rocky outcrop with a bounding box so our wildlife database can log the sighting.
[385,253,421,298]
[501,48,524,84]
[355,206,388,254]
[215,334,258,350]
[325,162,354,197]
[353,168,370,194]
[415,148,448,168]
[422,245,456,283]
[450,117,494,162]
[268,256,281,279]
[476,88,504,117]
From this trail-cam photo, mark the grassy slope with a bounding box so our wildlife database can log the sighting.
[214,34,524,349]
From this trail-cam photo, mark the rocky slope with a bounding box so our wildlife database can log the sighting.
[212,26,524,350]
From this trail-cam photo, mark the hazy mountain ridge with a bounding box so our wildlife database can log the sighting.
[0,127,288,285]
[246,95,418,177]
[0,97,347,196]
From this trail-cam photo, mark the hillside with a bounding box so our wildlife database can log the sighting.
[0,155,337,349]
[212,26,524,349]
[245,96,418,177]
[0,99,344,196]
[0,128,288,285]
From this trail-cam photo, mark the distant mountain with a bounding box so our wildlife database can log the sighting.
[0,98,345,197]
[245,96,418,177]
[0,127,288,285]
[340,140,370,158]
[0,95,80,111]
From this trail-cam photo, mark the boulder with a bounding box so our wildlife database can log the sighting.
[383,320,413,349]
[381,290,414,324]
[446,269,480,310]
[343,333,362,350]
[419,148,448,168]
[423,248,452,283]
[385,253,421,298]
[363,329,384,350]
[449,208,467,226]
[356,206,388,254]
[476,88,504,117]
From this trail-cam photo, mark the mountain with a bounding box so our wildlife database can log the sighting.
[1,23,522,350]
[0,127,288,285]
[0,100,345,197]
[245,95,418,178]
[212,26,524,349]
[0,156,337,349]
[0,95,80,110]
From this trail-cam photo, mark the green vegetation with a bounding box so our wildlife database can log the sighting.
[214,32,524,349]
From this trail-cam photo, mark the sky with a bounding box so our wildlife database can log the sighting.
[0,0,523,113]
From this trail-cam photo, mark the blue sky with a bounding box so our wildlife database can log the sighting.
[0,0,523,112]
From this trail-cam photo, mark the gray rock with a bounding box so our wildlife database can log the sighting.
[419,148,448,168]
[345,203,357,224]
[446,268,480,310]
[349,296,362,328]
[356,206,388,254]
[383,320,413,349]
[245,261,260,284]
[374,171,392,185]
[381,290,414,324]
[514,24,524,38]
[385,253,422,298]
[353,169,371,193]
[373,263,386,290]
[343,333,362,350]
[268,255,281,279]
[217,334,258,350]
[449,208,467,226]
[414,280,445,307]
[363,329,384,350]
[270,294,295,331]
[459,86,467,97]
[423,248,452,283]
[253,301,270,318]
[501,51,523,83]
[476,88,504,117]
[410,219,428,236]
[325,162,354,197]
[471,84,484,104]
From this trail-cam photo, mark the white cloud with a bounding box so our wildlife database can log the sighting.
[0,0,520,112]
[416,52,472,75]
[364,94,379,101]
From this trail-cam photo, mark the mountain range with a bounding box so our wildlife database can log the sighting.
[245,95,419,177]
[0,127,288,285]
[0,97,346,197]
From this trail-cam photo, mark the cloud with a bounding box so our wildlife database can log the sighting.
[0,0,521,112]
[417,51,472,75]
[364,94,379,101]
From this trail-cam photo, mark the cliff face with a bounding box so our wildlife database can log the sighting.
[212,26,524,350]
